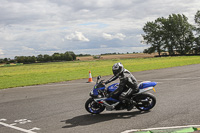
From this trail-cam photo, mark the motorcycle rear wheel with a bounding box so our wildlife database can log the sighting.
[85,98,105,114]
[134,93,156,111]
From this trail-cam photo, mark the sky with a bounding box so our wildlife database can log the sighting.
[0,0,200,58]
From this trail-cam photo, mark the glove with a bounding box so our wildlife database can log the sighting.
[104,80,110,85]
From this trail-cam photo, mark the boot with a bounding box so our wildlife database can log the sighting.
[127,100,136,111]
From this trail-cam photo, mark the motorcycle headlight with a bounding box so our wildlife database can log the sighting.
[90,89,94,95]
[98,95,102,98]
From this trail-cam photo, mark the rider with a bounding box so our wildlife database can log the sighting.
[104,62,139,111]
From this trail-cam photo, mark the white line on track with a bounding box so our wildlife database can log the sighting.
[0,121,38,133]
[121,125,200,133]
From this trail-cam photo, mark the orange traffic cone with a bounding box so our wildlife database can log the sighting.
[87,71,93,83]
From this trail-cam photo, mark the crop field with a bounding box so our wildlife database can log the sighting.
[77,53,157,60]
[1,56,200,89]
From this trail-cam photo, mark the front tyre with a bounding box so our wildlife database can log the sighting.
[134,93,156,111]
[85,98,105,114]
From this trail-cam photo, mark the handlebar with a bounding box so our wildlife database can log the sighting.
[95,79,106,88]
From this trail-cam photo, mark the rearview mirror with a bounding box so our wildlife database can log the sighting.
[96,75,101,83]
[97,75,101,80]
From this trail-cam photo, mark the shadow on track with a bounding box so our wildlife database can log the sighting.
[61,111,149,128]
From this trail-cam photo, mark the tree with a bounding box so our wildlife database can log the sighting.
[0,59,3,63]
[195,10,200,33]
[142,14,195,55]
[66,51,76,60]
[194,10,200,54]
[64,52,73,61]
[167,14,194,55]
[194,36,200,54]
[12,51,76,63]
[52,53,61,61]
[29,56,36,63]
[15,56,24,63]
[44,54,52,62]
[143,47,157,54]
[3,58,8,63]
[142,17,165,56]
[37,54,44,62]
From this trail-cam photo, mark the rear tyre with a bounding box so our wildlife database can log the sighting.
[85,98,105,114]
[134,93,156,111]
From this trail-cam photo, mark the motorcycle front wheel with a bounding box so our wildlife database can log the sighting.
[134,93,156,111]
[85,98,105,114]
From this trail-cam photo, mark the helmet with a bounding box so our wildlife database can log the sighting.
[112,62,124,76]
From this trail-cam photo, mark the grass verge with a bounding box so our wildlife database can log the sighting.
[0,56,200,89]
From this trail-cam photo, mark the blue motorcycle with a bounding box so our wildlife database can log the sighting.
[85,76,157,114]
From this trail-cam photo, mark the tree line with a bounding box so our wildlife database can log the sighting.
[142,10,200,56]
[0,51,76,64]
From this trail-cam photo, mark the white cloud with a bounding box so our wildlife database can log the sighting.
[0,0,200,58]
[0,31,18,41]
[100,45,107,48]
[0,49,4,55]
[102,33,113,40]
[103,33,126,40]
[22,46,34,51]
[65,31,90,42]
[115,33,126,40]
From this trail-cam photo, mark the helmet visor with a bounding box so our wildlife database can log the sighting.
[113,69,121,76]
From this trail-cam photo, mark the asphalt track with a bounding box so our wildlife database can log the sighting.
[1,64,200,133]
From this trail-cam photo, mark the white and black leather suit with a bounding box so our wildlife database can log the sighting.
[105,69,139,102]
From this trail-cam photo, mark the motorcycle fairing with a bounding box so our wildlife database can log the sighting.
[107,82,157,91]
[94,97,120,103]
[94,97,120,111]
[138,81,157,89]
[107,83,119,93]
[92,86,105,96]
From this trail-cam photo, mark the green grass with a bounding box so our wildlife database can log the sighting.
[1,56,200,89]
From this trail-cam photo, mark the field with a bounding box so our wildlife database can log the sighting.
[77,53,157,60]
[1,56,200,89]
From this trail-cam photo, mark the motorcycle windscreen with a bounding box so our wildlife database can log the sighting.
[139,82,157,89]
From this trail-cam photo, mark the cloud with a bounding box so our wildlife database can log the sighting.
[100,45,107,48]
[22,46,34,51]
[79,22,108,29]
[0,49,4,55]
[103,33,126,40]
[65,31,90,42]
[0,0,200,58]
